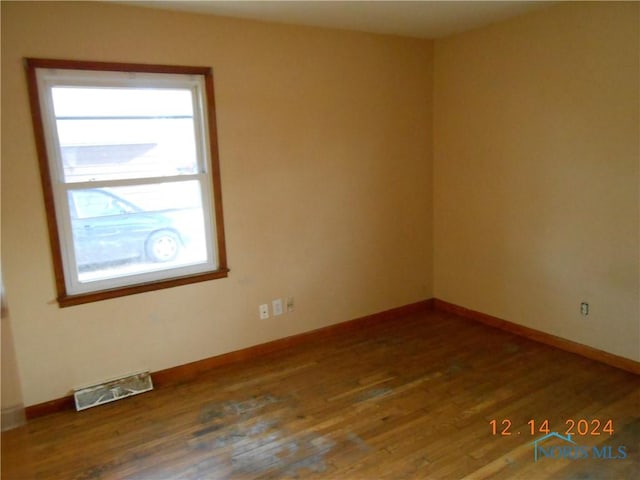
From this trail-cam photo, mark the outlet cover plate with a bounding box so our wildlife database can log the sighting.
[272,298,283,316]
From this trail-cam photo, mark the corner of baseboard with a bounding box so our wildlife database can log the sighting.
[432,298,640,375]
[1,404,27,431]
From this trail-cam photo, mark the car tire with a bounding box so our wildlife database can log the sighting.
[146,230,180,262]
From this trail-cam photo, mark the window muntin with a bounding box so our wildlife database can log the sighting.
[26,60,228,306]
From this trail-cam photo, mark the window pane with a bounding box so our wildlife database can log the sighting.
[67,181,210,284]
[27,60,228,304]
[52,87,199,182]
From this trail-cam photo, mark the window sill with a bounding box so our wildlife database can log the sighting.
[56,268,230,307]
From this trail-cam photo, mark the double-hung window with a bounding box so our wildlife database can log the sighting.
[26,59,228,306]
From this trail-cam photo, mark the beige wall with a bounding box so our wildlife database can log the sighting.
[2,273,27,429]
[1,1,434,406]
[2,313,27,430]
[2,1,638,409]
[434,2,640,361]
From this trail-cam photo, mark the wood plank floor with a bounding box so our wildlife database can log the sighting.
[2,309,639,479]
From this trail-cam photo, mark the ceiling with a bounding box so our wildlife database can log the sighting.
[121,1,550,39]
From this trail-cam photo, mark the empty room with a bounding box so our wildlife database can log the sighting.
[1,1,638,478]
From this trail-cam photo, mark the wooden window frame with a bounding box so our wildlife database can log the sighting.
[25,58,229,307]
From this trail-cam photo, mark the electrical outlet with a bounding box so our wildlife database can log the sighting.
[580,302,589,316]
[259,304,269,320]
[286,296,295,313]
[272,298,283,316]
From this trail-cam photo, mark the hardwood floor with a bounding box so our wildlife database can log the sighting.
[2,309,639,479]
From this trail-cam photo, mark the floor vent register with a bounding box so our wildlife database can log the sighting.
[73,371,153,411]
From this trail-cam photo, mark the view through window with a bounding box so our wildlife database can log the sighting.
[26,60,228,305]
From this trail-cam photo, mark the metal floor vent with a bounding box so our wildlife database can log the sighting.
[74,371,153,411]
